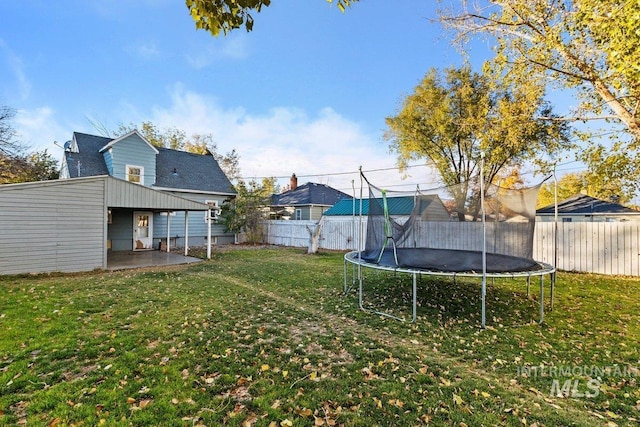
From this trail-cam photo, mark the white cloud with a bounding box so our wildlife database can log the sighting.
[126,40,161,60]
[145,84,426,192]
[185,35,249,69]
[13,83,433,192]
[14,107,68,153]
[0,39,31,101]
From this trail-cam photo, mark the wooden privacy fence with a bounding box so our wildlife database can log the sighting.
[257,219,640,276]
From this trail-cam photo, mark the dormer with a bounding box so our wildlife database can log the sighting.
[98,130,159,186]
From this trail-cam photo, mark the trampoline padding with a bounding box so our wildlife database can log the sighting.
[360,248,541,273]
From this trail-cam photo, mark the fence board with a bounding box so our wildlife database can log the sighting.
[256,219,640,276]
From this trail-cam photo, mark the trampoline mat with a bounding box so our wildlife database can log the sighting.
[359,248,542,273]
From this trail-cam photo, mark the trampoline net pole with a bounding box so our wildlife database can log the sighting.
[480,152,487,329]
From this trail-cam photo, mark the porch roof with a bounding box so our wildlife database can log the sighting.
[101,175,210,210]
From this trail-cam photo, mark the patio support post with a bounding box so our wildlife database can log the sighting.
[184,210,189,256]
[207,208,212,259]
[166,211,171,252]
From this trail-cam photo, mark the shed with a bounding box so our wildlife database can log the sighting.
[0,176,209,275]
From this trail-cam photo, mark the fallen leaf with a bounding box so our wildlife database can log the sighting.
[453,394,464,405]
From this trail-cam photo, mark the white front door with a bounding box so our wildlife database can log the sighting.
[133,211,153,250]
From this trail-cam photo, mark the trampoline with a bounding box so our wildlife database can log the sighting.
[344,167,556,327]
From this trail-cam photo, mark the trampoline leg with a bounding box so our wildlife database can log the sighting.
[550,272,555,311]
[358,265,364,311]
[481,276,486,329]
[526,276,531,298]
[411,272,417,323]
[539,275,544,325]
[343,258,348,294]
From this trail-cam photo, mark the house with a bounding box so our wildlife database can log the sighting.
[59,131,237,250]
[270,174,352,220]
[536,194,640,222]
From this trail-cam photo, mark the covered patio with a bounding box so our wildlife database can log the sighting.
[107,250,202,270]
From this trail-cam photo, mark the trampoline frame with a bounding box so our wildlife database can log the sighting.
[343,250,556,326]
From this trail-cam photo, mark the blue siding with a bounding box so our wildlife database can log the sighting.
[103,150,113,175]
[153,191,235,245]
[110,134,157,186]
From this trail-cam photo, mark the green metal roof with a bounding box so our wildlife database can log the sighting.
[324,196,416,216]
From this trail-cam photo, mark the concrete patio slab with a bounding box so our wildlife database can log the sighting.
[107,250,202,271]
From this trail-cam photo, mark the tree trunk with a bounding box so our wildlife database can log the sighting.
[306,217,325,254]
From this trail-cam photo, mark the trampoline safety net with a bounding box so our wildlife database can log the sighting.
[359,176,542,273]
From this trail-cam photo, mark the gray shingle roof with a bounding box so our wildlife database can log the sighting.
[271,182,351,207]
[64,133,111,178]
[65,132,235,195]
[537,194,640,215]
[155,148,235,194]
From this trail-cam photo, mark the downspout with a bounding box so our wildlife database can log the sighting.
[184,210,189,256]
[207,208,212,259]
[103,178,108,270]
[166,211,171,252]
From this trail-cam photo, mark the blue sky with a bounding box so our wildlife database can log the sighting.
[1,0,572,192]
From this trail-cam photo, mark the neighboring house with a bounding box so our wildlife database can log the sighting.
[60,130,237,250]
[324,195,450,221]
[536,194,640,222]
[270,174,352,220]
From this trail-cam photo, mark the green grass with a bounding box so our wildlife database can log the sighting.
[1,247,639,426]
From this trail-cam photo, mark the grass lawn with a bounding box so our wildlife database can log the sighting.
[1,247,639,426]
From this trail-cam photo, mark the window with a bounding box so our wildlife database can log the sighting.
[205,200,220,222]
[126,165,144,184]
[295,209,302,220]
[562,217,572,223]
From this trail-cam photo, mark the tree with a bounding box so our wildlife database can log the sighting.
[537,162,639,208]
[22,150,59,182]
[577,144,640,203]
[438,0,640,143]
[1,105,20,156]
[0,105,59,184]
[385,66,571,219]
[113,121,241,182]
[219,177,278,243]
[537,172,586,208]
[186,0,357,36]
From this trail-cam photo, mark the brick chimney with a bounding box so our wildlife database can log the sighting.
[290,173,298,191]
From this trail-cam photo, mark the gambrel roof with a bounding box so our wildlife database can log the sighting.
[64,132,235,195]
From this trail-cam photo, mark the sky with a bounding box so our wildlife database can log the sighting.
[0,0,576,194]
